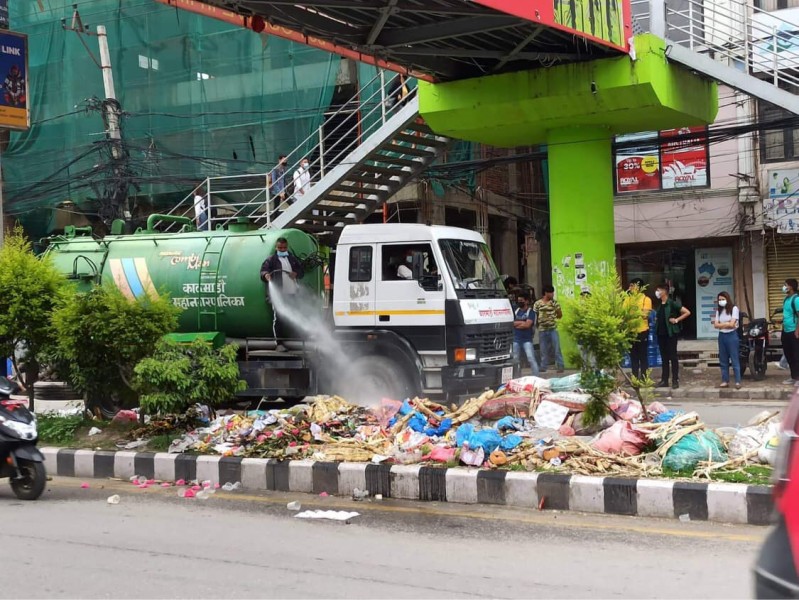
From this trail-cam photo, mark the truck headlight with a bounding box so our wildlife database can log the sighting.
[454,348,477,362]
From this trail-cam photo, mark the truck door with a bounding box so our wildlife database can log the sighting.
[376,243,445,328]
[333,244,376,327]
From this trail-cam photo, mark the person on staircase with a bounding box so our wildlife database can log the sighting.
[270,154,288,211]
[654,283,691,389]
[260,237,305,352]
[293,157,312,199]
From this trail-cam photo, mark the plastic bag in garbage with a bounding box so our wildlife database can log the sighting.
[506,376,551,394]
[496,416,524,432]
[424,418,453,437]
[455,423,503,453]
[547,373,582,392]
[728,425,767,459]
[662,430,727,471]
[759,425,781,466]
[591,421,649,455]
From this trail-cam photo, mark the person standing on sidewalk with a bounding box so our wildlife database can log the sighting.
[713,291,742,389]
[534,285,564,373]
[625,278,653,380]
[513,293,539,377]
[781,278,799,385]
[654,283,691,389]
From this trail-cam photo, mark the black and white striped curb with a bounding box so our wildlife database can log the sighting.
[41,448,773,526]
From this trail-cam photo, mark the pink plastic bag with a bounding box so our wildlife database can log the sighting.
[592,421,648,455]
[506,376,551,394]
[371,398,403,429]
[112,410,138,424]
[424,446,456,463]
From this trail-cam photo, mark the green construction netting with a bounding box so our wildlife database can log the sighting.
[7,0,340,237]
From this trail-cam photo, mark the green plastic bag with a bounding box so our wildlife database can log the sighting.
[662,430,727,471]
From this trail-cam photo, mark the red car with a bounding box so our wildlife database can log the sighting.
[754,388,799,598]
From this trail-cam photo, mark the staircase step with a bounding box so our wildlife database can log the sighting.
[367,154,424,168]
[379,143,439,158]
[360,164,410,176]
[333,183,389,194]
[393,132,448,147]
[405,121,433,134]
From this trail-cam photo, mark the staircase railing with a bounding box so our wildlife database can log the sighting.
[642,0,799,92]
[156,70,417,232]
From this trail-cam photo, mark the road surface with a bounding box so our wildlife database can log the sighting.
[0,477,765,599]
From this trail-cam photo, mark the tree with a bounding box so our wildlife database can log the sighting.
[134,339,246,415]
[0,227,71,409]
[52,284,180,416]
[560,267,648,423]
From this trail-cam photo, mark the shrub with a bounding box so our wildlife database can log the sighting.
[0,227,71,407]
[134,339,245,415]
[561,268,644,423]
[53,285,180,413]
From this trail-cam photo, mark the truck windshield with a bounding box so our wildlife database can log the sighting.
[438,239,503,295]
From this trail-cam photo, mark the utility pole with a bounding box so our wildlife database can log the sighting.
[63,5,129,226]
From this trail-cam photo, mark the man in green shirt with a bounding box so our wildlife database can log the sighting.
[534,285,564,373]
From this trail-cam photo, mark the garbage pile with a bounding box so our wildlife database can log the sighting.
[163,374,781,479]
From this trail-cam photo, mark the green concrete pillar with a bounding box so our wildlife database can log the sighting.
[547,127,615,298]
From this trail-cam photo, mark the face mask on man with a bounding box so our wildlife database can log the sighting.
[301,162,309,170]
[655,290,663,299]
[784,285,791,294]
[718,299,727,308]
[405,255,413,264]
[277,250,289,258]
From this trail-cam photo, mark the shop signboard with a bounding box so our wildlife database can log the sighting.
[752,7,799,74]
[764,168,799,234]
[694,247,734,340]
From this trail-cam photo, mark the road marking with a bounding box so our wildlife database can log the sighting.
[47,478,764,543]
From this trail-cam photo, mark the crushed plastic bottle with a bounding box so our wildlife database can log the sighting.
[137,476,147,485]
[549,457,562,467]
[222,481,242,492]
[107,495,121,505]
[196,490,210,500]
[352,488,370,501]
[287,501,301,511]
[679,513,691,522]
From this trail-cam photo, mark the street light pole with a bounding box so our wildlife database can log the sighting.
[97,25,122,160]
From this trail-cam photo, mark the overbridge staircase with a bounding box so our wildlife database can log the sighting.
[159,73,449,240]
[638,0,799,114]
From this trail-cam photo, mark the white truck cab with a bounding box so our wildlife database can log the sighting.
[332,223,515,400]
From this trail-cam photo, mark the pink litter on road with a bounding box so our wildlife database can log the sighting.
[161,482,171,488]
[137,483,149,489]
[319,492,329,498]
[214,483,220,489]
[146,479,155,485]
[175,479,186,486]
[191,485,201,491]
[80,482,89,489]
[183,489,196,498]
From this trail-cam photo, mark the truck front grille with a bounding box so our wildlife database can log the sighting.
[465,331,513,359]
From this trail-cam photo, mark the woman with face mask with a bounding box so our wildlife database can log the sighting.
[713,291,741,389]
[781,278,799,385]
[654,283,691,389]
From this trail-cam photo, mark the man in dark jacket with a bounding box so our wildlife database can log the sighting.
[260,237,305,351]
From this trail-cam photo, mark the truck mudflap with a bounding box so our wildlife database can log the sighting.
[440,361,514,401]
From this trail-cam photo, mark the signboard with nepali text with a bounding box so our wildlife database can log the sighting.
[0,31,28,130]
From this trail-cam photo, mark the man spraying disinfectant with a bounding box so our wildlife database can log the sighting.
[260,237,305,351]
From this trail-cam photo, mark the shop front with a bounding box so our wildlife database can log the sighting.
[618,239,740,340]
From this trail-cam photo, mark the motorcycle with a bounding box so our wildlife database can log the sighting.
[739,311,782,381]
[0,377,46,500]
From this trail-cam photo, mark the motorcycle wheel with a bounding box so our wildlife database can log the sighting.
[750,349,767,381]
[10,459,46,501]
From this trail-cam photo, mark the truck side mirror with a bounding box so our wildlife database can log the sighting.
[412,253,424,280]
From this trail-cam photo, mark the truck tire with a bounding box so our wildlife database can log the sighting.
[349,355,416,403]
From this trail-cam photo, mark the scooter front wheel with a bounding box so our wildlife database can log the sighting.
[10,459,46,500]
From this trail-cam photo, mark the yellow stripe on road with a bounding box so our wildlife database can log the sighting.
[46,477,764,543]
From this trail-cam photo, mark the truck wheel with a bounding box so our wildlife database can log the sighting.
[350,355,416,403]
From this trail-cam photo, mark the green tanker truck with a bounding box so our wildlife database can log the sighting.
[45,217,515,404]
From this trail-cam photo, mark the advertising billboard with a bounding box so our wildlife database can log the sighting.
[661,127,709,189]
[764,168,799,234]
[694,247,734,340]
[615,132,660,193]
[752,8,799,74]
[472,0,630,51]
[615,127,709,194]
[0,31,28,130]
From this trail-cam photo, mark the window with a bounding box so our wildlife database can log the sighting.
[381,244,437,281]
[760,99,799,162]
[348,246,372,282]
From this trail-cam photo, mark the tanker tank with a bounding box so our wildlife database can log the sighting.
[45,223,323,340]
